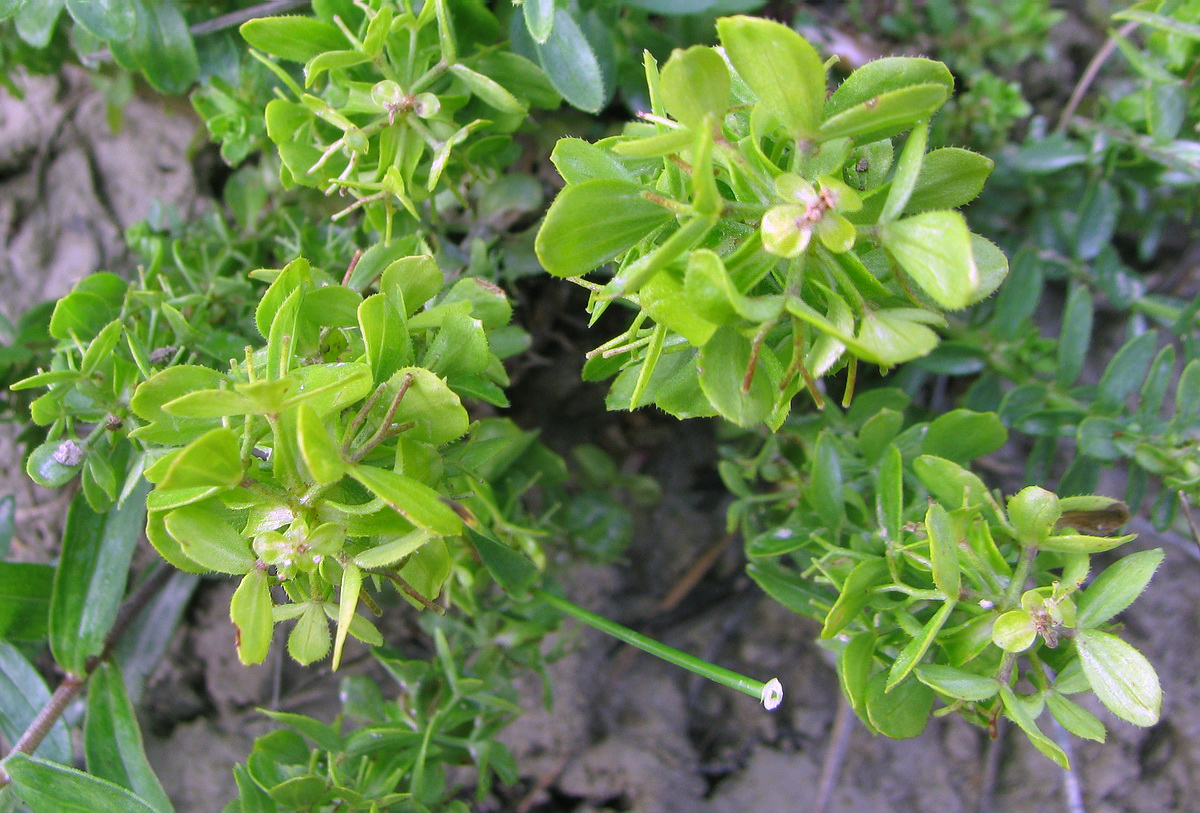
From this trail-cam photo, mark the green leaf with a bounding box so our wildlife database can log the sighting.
[109,0,199,95]
[879,120,928,223]
[837,632,876,730]
[550,138,635,184]
[65,0,135,40]
[1075,628,1156,724]
[915,664,999,702]
[1076,548,1163,629]
[819,83,948,143]
[1097,331,1158,413]
[359,293,412,384]
[353,529,432,570]
[523,0,554,43]
[697,327,775,427]
[465,527,539,598]
[50,483,149,674]
[854,308,940,366]
[810,430,845,528]
[1056,286,1093,388]
[1114,5,1200,39]
[240,15,346,62]
[717,15,825,138]
[999,686,1069,769]
[922,409,1007,463]
[348,465,462,536]
[398,538,451,607]
[422,312,489,378]
[287,604,331,665]
[821,557,889,638]
[0,562,52,640]
[913,455,996,514]
[880,211,979,309]
[230,569,273,666]
[449,63,526,114]
[26,439,85,488]
[85,664,173,811]
[5,754,159,812]
[904,148,993,213]
[163,506,256,574]
[1046,692,1106,743]
[536,179,674,278]
[925,504,960,598]
[1037,532,1136,554]
[385,367,469,447]
[296,403,345,486]
[380,255,443,316]
[0,641,72,764]
[15,0,63,47]
[151,427,242,501]
[332,563,361,670]
[887,599,957,690]
[877,443,903,541]
[865,673,933,739]
[534,9,605,112]
[825,56,953,117]
[659,45,729,127]
[128,365,226,445]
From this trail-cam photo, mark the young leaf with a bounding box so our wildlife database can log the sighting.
[825,56,953,117]
[659,45,729,128]
[717,16,825,138]
[903,148,994,213]
[925,504,960,598]
[332,563,362,670]
[239,15,346,62]
[84,664,174,811]
[50,483,149,675]
[1075,630,1161,727]
[152,428,243,494]
[879,120,928,223]
[1076,548,1164,629]
[819,84,948,143]
[288,604,331,666]
[230,569,273,666]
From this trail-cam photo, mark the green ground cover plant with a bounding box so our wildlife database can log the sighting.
[0,0,1196,809]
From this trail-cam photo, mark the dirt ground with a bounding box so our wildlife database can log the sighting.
[3,67,1199,813]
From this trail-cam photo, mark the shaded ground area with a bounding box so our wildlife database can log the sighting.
[3,65,1199,813]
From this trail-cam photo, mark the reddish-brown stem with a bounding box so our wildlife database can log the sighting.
[0,563,174,785]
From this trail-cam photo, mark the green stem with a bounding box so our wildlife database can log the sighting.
[1004,545,1037,609]
[532,588,783,710]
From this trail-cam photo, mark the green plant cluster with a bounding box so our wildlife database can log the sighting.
[1,2,1195,811]
[535,17,1006,428]
[721,396,1161,760]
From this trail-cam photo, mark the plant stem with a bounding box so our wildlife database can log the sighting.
[531,588,782,709]
[1004,544,1037,609]
[0,563,174,785]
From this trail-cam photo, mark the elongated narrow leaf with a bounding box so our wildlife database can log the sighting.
[534,9,605,112]
[822,558,888,638]
[925,504,960,598]
[332,563,361,671]
[887,599,957,690]
[50,482,149,674]
[239,15,346,62]
[0,641,72,764]
[999,686,1069,769]
[349,465,462,536]
[85,664,173,811]
[915,664,999,701]
[163,506,255,574]
[6,754,159,812]
[230,569,273,666]
[1076,548,1164,629]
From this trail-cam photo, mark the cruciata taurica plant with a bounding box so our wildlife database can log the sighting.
[534,16,1006,427]
[722,397,1163,766]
